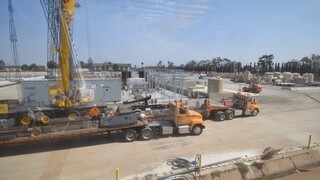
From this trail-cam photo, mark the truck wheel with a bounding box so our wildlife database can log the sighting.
[123,129,137,142]
[67,110,80,121]
[252,109,259,116]
[226,110,234,120]
[139,127,153,140]
[216,111,226,121]
[20,116,31,126]
[191,125,203,135]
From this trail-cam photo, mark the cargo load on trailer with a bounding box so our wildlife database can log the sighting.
[0,101,205,145]
[196,92,260,121]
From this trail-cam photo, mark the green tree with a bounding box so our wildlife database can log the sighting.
[253,63,257,74]
[157,60,163,68]
[112,64,119,71]
[79,61,85,68]
[87,58,93,71]
[235,62,242,72]
[21,64,29,71]
[167,61,174,69]
[0,59,5,71]
[29,63,38,71]
[258,54,274,74]
[0,59,5,66]
[106,61,113,71]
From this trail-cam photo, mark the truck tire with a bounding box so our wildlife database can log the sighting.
[139,127,153,140]
[226,110,234,120]
[191,125,203,135]
[216,111,226,121]
[252,109,259,116]
[123,129,138,142]
[67,110,80,121]
[20,116,31,126]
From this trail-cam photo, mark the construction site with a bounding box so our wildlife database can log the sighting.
[1,0,320,180]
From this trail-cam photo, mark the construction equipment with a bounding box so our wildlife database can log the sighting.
[242,83,262,93]
[197,92,260,121]
[0,0,97,126]
[0,101,204,145]
[1,0,205,144]
[41,0,90,108]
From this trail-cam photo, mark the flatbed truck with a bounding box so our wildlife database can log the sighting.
[196,92,261,121]
[0,101,205,145]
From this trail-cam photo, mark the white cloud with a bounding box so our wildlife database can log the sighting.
[88,0,213,31]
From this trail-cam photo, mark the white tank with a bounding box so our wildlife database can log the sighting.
[302,73,314,83]
[282,72,293,79]
[207,77,223,94]
[292,73,301,78]
[265,72,273,82]
[243,70,251,83]
[273,72,281,79]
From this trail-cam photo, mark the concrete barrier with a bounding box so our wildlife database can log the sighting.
[282,86,320,91]
[148,147,320,180]
[290,150,320,168]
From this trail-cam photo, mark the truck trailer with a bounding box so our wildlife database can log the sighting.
[196,92,261,121]
[0,101,205,145]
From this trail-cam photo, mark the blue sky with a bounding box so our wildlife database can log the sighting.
[1,0,320,67]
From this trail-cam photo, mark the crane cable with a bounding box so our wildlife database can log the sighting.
[83,0,92,59]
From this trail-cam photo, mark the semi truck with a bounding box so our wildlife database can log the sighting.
[196,92,260,121]
[0,101,204,145]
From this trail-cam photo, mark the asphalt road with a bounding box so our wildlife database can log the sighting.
[0,83,320,179]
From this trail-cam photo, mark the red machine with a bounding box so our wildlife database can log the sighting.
[242,84,262,93]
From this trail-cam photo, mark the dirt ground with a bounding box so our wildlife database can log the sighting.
[0,80,320,179]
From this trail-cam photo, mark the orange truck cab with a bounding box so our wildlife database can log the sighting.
[168,101,205,135]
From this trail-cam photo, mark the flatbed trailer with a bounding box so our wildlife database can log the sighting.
[196,92,261,121]
[0,117,148,145]
[0,102,205,145]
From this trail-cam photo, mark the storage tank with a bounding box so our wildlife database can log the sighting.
[207,77,223,94]
[294,77,308,85]
[292,73,301,78]
[273,72,282,79]
[282,72,293,80]
[243,70,251,83]
[302,73,314,83]
[265,72,273,82]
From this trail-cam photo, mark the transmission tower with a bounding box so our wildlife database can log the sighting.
[8,0,20,80]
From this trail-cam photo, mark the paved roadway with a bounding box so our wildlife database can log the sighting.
[0,84,320,179]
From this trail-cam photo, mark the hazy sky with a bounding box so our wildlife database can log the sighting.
[1,0,319,67]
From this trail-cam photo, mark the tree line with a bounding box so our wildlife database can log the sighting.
[0,59,43,71]
[156,54,320,76]
[3,53,320,76]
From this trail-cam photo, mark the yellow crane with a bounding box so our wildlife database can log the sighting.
[44,0,89,107]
